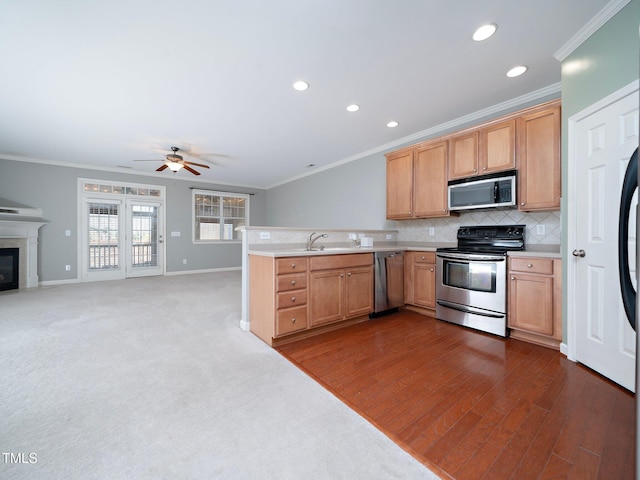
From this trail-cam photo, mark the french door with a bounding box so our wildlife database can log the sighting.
[81,198,164,281]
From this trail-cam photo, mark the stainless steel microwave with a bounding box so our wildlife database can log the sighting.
[448,170,516,211]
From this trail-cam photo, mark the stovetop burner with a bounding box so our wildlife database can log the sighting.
[438,224,526,253]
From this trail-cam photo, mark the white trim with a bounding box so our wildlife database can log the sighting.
[566,79,639,362]
[268,83,561,188]
[559,343,570,358]
[165,266,241,276]
[554,0,631,61]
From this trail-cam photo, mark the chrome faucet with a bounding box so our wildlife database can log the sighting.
[307,232,328,251]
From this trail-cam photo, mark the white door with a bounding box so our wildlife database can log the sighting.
[569,83,638,392]
[125,199,164,278]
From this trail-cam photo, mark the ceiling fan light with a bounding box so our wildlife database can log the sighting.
[166,161,184,172]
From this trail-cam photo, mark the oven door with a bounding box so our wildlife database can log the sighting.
[436,252,506,314]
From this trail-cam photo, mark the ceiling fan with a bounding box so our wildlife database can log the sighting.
[135,146,211,176]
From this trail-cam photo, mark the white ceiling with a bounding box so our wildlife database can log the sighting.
[0,0,613,189]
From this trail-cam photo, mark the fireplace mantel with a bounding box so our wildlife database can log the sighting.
[0,217,46,288]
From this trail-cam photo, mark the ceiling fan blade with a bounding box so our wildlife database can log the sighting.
[183,160,210,168]
[156,164,169,172]
[133,159,163,162]
[183,165,201,176]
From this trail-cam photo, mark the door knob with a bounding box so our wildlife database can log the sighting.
[572,249,586,257]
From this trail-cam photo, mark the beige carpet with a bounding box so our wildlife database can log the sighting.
[0,272,439,479]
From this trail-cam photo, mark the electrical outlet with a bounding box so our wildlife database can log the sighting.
[259,232,270,240]
[182,259,187,265]
[386,234,393,240]
[65,230,71,237]
[65,265,71,271]
[536,224,546,235]
[349,233,357,240]
[428,227,435,236]
[171,231,181,237]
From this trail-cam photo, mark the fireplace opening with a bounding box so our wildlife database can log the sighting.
[0,248,19,291]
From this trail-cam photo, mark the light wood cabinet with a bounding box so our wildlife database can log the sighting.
[249,253,373,347]
[448,119,516,181]
[386,148,414,218]
[386,100,560,217]
[386,140,451,219]
[508,256,562,349]
[404,251,436,314]
[448,131,478,179]
[517,102,561,211]
[309,253,373,327]
[414,140,449,217]
[250,256,309,345]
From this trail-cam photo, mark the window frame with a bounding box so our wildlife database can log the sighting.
[192,189,250,244]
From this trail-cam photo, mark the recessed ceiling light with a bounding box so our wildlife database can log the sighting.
[306,163,316,168]
[346,104,360,112]
[506,65,528,78]
[387,121,399,128]
[473,23,497,41]
[293,80,309,91]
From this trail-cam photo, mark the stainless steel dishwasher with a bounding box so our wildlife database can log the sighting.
[371,251,404,317]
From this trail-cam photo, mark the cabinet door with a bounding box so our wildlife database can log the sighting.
[413,263,436,308]
[448,131,478,180]
[517,104,561,211]
[480,119,515,174]
[309,269,344,326]
[508,273,554,336]
[414,140,449,217]
[386,149,414,218]
[345,265,373,318]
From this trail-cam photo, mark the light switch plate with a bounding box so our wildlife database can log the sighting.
[171,231,181,237]
[536,224,546,235]
[259,232,270,240]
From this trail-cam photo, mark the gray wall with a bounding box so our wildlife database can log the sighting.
[0,159,266,282]
[560,0,640,338]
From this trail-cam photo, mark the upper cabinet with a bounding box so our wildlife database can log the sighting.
[449,119,516,180]
[517,103,561,211]
[386,148,414,218]
[385,100,560,219]
[386,139,451,219]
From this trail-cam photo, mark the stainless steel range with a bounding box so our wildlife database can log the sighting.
[435,225,525,337]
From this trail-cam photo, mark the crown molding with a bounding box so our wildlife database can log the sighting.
[554,0,631,61]
[268,83,561,189]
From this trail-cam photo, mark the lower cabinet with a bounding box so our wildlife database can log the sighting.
[309,254,374,327]
[249,253,373,346]
[404,251,436,314]
[508,256,562,349]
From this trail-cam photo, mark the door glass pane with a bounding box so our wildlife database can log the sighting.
[88,202,119,270]
[131,204,158,268]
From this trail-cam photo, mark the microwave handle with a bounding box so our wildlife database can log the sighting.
[493,181,499,202]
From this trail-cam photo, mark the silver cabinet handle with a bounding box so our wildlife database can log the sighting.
[572,249,586,257]
[511,276,516,280]
[347,272,351,276]
[291,280,296,285]
[527,263,533,268]
[430,268,434,272]
[291,317,296,323]
[291,296,296,302]
[291,263,296,269]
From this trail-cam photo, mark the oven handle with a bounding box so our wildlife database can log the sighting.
[436,252,506,262]
[436,300,505,318]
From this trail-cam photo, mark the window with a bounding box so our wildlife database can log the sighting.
[193,190,249,242]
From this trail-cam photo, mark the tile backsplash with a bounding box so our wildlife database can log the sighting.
[397,209,561,245]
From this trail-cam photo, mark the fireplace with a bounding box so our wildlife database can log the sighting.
[0,248,19,291]
[0,197,46,289]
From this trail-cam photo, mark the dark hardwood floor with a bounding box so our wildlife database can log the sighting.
[277,310,635,480]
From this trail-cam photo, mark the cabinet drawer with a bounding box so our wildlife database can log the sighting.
[276,257,308,275]
[277,290,307,309]
[275,306,308,336]
[276,273,307,292]
[510,257,554,275]
[310,253,373,271]
[413,252,435,264]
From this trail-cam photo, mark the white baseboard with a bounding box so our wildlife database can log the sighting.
[165,267,241,276]
[40,278,80,286]
[560,342,570,358]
